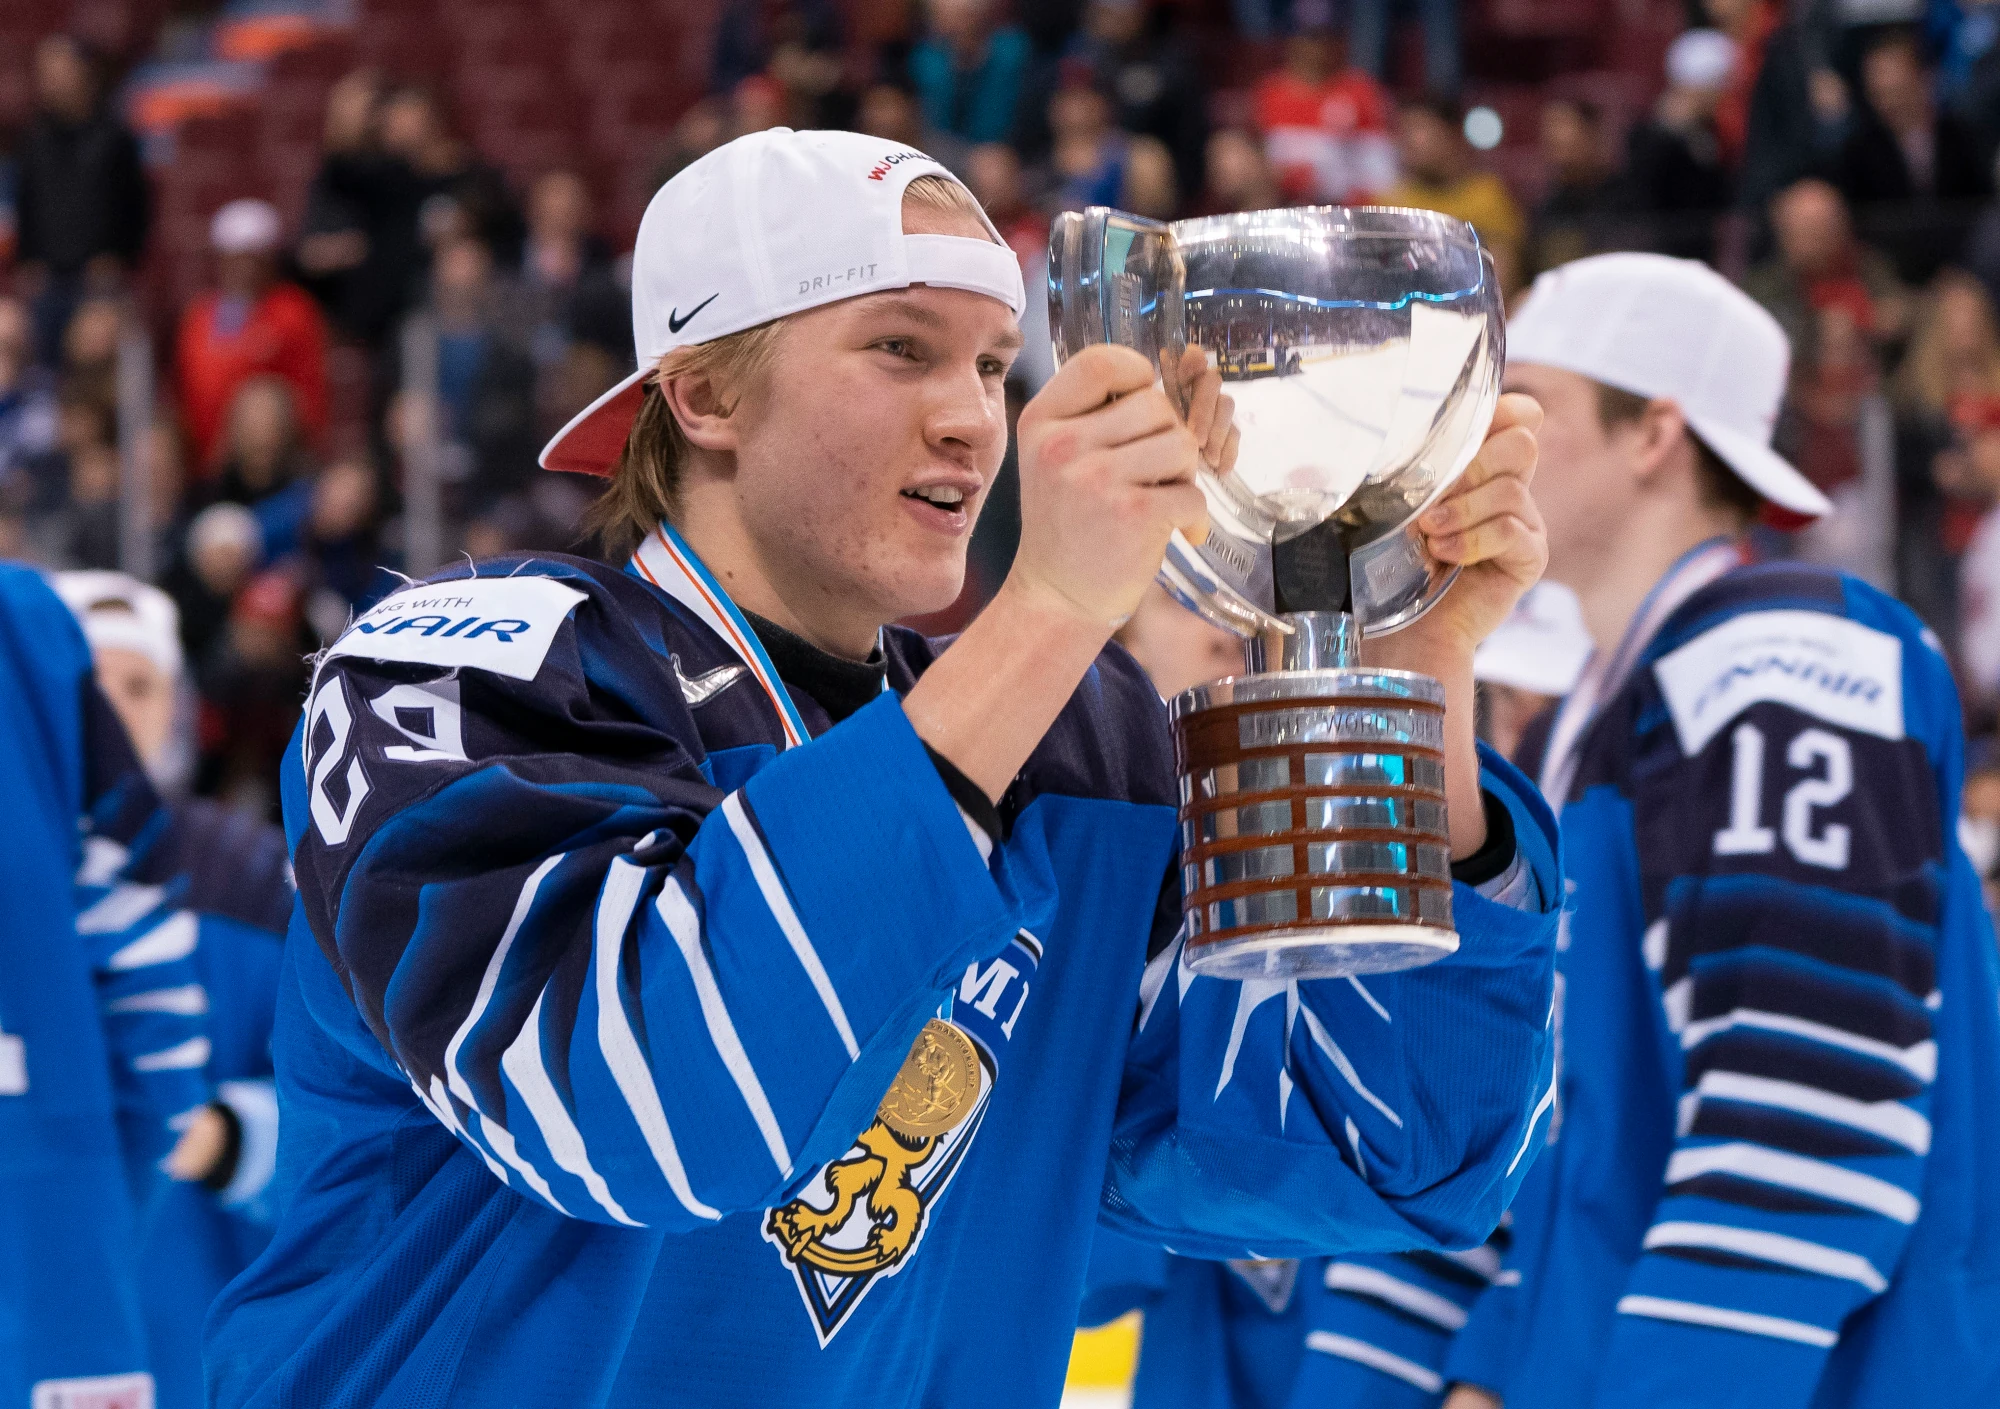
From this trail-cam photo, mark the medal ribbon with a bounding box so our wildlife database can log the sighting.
[632,521,811,749]
[1538,536,1744,813]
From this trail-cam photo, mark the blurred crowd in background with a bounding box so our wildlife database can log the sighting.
[10,0,2000,873]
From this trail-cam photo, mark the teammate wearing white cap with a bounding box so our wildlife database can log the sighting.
[1309,251,2000,1409]
[207,128,1563,1406]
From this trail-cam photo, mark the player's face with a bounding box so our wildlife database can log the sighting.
[95,646,174,770]
[1501,362,1632,589]
[723,211,1023,632]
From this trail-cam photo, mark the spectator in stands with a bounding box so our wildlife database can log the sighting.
[1625,28,1736,261]
[1527,97,1639,278]
[1951,393,2000,703]
[1385,94,1524,292]
[0,297,61,510]
[1037,0,1208,197]
[855,81,936,153]
[1726,0,1851,214]
[1121,137,1180,218]
[166,501,260,674]
[1349,0,1459,99]
[1044,65,1134,210]
[712,0,844,101]
[295,68,381,341]
[1745,179,1908,559]
[12,35,149,367]
[729,72,789,139]
[294,455,393,647]
[1837,29,1993,283]
[1199,127,1283,214]
[58,293,121,417]
[1891,269,2000,633]
[201,378,316,565]
[517,171,624,423]
[195,568,307,820]
[651,98,729,193]
[176,200,329,475]
[56,392,119,570]
[1251,23,1395,204]
[909,0,1033,146]
[422,234,537,513]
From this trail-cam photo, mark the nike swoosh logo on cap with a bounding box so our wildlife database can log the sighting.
[667,292,720,335]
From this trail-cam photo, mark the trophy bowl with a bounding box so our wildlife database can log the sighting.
[1048,205,1505,979]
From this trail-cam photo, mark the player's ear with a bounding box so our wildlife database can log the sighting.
[1630,397,1691,486]
[659,367,740,453]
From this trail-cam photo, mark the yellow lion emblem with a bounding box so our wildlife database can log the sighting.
[765,1019,980,1275]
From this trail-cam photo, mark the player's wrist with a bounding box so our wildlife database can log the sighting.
[991,566,1125,644]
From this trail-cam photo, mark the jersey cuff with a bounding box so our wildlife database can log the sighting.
[1450,790,1516,888]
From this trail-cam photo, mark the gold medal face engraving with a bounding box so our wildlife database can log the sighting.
[878,1019,980,1139]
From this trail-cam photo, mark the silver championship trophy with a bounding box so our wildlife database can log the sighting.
[1048,206,1504,979]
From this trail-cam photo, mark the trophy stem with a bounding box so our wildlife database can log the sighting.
[1248,611,1361,673]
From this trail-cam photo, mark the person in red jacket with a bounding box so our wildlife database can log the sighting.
[175,199,328,475]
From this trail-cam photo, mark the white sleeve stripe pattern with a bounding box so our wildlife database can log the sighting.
[446,854,563,1112]
[1299,1004,1403,1128]
[106,911,198,970]
[1440,1244,1503,1281]
[502,989,643,1227]
[1304,1331,1445,1392]
[78,882,167,934]
[656,878,793,1177]
[414,1075,512,1189]
[1643,1221,1888,1293]
[1683,1070,1931,1153]
[1666,1142,1920,1223]
[1616,1295,1838,1347]
[106,984,208,1015]
[1347,976,1391,1023]
[1324,1261,1470,1330]
[1507,1069,1559,1178]
[720,792,860,1060]
[470,1096,571,1216]
[1679,1007,1937,1082]
[592,858,721,1221]
[131,1036,210,1071]
[1135,931,1180,1035]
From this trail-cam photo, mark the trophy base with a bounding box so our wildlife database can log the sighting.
[1183,923,1460,980]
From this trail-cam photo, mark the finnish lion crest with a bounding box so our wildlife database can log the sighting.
[763,1018,992,1342]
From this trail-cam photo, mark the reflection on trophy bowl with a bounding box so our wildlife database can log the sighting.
[1172,669,1456,979]
[1049,204,1501,980]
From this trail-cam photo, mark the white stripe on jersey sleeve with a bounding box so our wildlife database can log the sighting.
[721,793,859,1060]
[592,858,721,1221]
[106,983,208,1015]
[501,989,643,1226]
[1616,1295,1838,1347]
[1665,1142,1920,1223]
[106,911,198,970]
[1679,1070,1931,1153]
[132,1035,210,1071]
[1304,1331,1445,1392]
[1324,1261,1470,1330]
[1642,1221,1888,1293]
[1298,1004,1403,1127]
[445,853,563,1111]
[656,877,792,1177]
[79,883,168,934]
[1679,1007,1937,1083]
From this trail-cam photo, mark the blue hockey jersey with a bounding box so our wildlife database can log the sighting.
[205,533,1561,1408]
[1419,556,2000,1408]
[0,564,213,1406]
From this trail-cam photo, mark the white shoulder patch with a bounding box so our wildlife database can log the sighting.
[1652,609,1903,755]
[326,576,587,682]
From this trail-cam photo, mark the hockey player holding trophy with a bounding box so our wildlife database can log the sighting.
[206,129,1560,1406]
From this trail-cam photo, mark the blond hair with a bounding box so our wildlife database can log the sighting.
[1892,268,2000,415]
[586,173,992,559]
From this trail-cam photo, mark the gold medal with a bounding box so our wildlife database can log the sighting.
[877,1019,980,1139]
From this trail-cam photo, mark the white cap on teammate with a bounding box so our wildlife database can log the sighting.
[53,570,184,679]
[540,127,1028,477]
[1507,251,1831,519]
[1473,581,1591,697]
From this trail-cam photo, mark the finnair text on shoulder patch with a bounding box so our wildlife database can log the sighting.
[327,576,586,681]
[1653,609,1904,755]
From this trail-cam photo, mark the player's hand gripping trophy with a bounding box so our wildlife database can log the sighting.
[1049,206,1508,980]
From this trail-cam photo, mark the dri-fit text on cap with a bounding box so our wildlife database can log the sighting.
[800,263,880,295]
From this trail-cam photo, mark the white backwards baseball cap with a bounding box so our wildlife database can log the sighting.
[1666,28,1736,91]
[1507,252,1831,519]
[53,570,184,680]
[540,127,1027,476]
